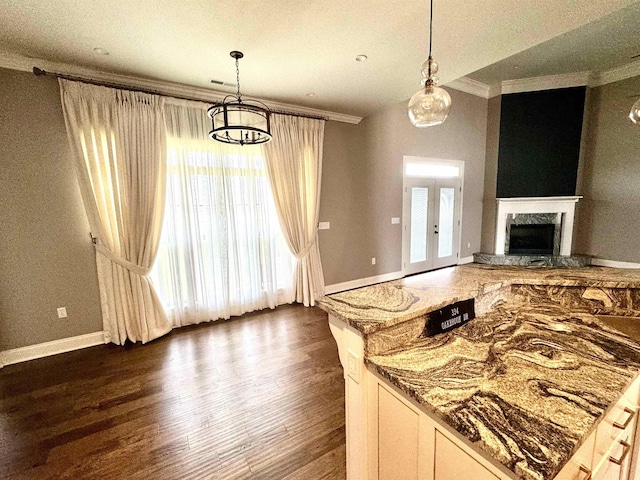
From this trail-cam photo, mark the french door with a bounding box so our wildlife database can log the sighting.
[402,178,461,275]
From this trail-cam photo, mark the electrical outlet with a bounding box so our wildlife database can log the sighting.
[467,242,471,249]
[318,222,330,230]
[347,350,361,383]
[371,257,376,265]
[391,217,400,224]
[57,307,67,319]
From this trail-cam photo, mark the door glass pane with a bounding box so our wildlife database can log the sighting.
[410,187,429,263]
[438,188,455,258]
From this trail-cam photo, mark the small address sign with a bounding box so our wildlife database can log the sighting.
[423,298,475,336]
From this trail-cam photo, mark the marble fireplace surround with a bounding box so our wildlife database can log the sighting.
[495,196,581,256]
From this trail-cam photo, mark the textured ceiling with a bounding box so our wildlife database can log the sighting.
[0,0,638,116]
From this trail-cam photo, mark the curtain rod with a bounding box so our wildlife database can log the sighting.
[33,67,327,121]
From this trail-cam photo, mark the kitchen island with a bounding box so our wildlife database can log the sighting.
[318,264,640,480]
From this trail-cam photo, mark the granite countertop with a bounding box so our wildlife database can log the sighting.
[366,301,640,480]
[320,264,640,480]
[318,264,640,334]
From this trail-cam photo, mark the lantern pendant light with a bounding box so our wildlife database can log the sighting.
[408,0,451,127]
[208,51,272,146]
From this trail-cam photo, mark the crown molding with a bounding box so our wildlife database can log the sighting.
[487,83,503,99]
[0,51,362,124]
[590,59,640,87]
[492,71,592,97]
[446,77,490,99]
[482,59,640,98]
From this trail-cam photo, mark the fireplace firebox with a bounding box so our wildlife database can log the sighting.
[507,224,555,255]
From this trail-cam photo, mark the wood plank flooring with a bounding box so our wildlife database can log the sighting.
[0,305,346,479]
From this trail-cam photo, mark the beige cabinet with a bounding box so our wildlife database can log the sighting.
[374,382,507,480]
[593,436,628,480]
[378,386,420,480]
[591,379,639,480]
[434,430,499,480]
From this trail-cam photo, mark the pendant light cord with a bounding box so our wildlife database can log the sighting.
[428,0,433,59]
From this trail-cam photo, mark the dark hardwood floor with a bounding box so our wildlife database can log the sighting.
[0,305,346,479]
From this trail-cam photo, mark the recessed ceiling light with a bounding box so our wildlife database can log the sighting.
[305,92,315,97]
[93,47,109,55]
[355,55,368,62]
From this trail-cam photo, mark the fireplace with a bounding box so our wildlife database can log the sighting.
[474,196,590,267]
[508,224,555,254]
[493,196,581,256]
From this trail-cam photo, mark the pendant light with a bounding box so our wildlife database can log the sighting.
[408,0,451,127]
[208,51,272,146]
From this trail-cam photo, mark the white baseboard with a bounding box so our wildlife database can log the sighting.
[591,258,640,269]
[0,331,107,368]
[458,256,474,265]
[324,271,404,295]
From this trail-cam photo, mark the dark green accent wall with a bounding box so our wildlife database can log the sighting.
[496,87,586,198]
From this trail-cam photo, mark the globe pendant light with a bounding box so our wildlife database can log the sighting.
[630,98,640,125]
[208,51,272,146]
[408,0,451,127]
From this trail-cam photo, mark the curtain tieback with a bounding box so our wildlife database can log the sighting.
[95,244,150,276]
[293,238,316,260]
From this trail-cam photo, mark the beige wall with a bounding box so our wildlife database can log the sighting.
[320,89,488,286]
[0,67,490,349]
[480,95,502,253]
[0,68,102,351]
[574,76,640,263]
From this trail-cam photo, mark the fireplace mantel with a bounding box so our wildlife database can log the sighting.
[494,196,582,256]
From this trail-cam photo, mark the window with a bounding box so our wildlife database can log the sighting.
[405,162,460,178]
[151,138,295,327]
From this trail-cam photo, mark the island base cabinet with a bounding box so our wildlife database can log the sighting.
[372,376,511,480]
[378,386,420,480]
[434,431,499,480]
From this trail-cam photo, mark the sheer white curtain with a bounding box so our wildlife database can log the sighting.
[262,114,325,306]
[151,100,295,327]
[59,79,171,345]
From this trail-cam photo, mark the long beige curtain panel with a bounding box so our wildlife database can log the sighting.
[59,79,171,345]
[262,114,326,306]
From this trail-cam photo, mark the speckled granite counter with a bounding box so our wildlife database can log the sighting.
[319,264,640,480]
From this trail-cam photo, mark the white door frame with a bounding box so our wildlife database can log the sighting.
[402,156,465,276]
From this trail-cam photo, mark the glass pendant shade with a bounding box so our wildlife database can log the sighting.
[408,84,452,127]
[630,98,640,125]
[408,0,451,128]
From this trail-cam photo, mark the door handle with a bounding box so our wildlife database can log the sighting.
[434,231,439,234]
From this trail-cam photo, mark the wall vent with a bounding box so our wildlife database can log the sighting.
[209,79,236,87]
